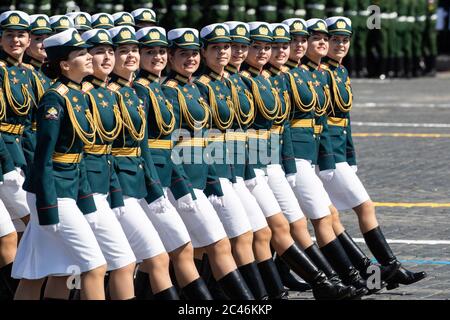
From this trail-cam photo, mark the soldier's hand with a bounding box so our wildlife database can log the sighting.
[177,193,197,211]
[41,223,60,233]
[286,174,297,188]
[244,177,257,190]
[351,165,358,173]
[318,169,335,182]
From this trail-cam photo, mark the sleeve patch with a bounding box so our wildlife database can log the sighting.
[45,107,59,120]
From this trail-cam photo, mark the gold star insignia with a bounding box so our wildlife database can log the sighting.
[127,99,133,106]
[101,101,108,108]
[334,71,338,76]
[11,70,16,76]
[12,77,19,84]
[98,93,104,99]
[186,93,193,100]
[336,77,342,83]
[155,88,159,93]
[312,74,317,79]
[158,95,164,102]
[274,80,279,86]
[183,87,189,93]
[236,85,242,92]
[125,92,130,98]
[296,79,304,85]
[72,96,79,103]
[293,72,298,77]
[74,105,81,112]
[314,81,320,87]
[215,86,221,91]
[261,85,267,91]
[233,79,238,83]
[218,93,225,100]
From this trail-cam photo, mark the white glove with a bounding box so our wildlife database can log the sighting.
[84,212,99,230]
[177,193,197,211]
[41,223,60,233]
[286,174,297,188]
[351,165,358,173]
[319,169,335,182]
[208,195,225,208]
[244,177,257,190]
[149,195,169,213]
[2,168,23,187]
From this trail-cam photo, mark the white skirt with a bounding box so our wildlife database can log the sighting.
[12,193,106,280]
[84,194,136,271]
[139,188,191,253]
[248,169,282,218]
[317,162,371,211]
[0,168,30,220]
[291,159,332,220]
[209,178,253,239]
[168,188,227,248]
[114,196,166,262]
[266,164,305,224]
[232,177,268,232]
[12,218,26,233]
[0,198,15,237]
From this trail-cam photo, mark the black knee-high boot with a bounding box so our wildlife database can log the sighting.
[320,239,368,292]
[338,230,399,283]
[217,270,255,300]
[274,255,311,292]
[257,259,288,299]
[0,263,19,300]
[363,227,427,289]
[201,255,229,300]
[180,277,213,300]
[305,243,367,299]
[238,262,268,300]
[153,286,180,300]
[279,244,351,300]
[134,270,153,300]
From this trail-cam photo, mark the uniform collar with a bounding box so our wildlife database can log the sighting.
[60,76,82,91]
[241,63,261,76]
[23,54,43,69]
[286,59,299,69]
[266,63,282,76]
[86,75,107,88]
[110,73,132,87]
[167,71,191,85]
[302,56,320,70]
[0,51,22,67]
[322,56,340,68]
[225,64,239,74]
[204,66,223,81]
[136,69,159,82]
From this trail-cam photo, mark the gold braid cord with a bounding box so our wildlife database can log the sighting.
[174,87,209,130]
[116,92,146,141]
[274,90,291,125]
[0,89,6,121]
[148,87,175,137]
[32,71,45,101]
[225,78,254,127]
[242,74,278,120]
[1,66,32,116]
[315,84,331,117]
[205,83,234,131]
[86,91,123,142]
[287,72,316,112]
[327,69,353,113]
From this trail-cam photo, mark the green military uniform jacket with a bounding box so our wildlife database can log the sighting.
[265,63,297,175]
[23,77,96,225]
[0,51,36,170]
[0,134,16,182]
[239,63,279,170]
[162,71,223,197]
[302,56,336,171]
[81,76,124,210]
[285,59,320,163]
[225,64,256,181]
[21,55,52,177]
[108,73,164,202]
[134,69,193,201]
[322,56,356,165]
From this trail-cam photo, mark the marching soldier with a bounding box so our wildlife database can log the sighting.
[35,0,52,15]
[49,15,74,33]
[188,0,203,29]
[15,0,35,14]
[13,28,107,300]
[319,16,428,291]
[66,12,92,34]
[245,0,257,21]
[277,0,295,21]
[229,0,247,21]
[423,0,438,76]
[112,11,135,27]
[206,0,230,24]
[413,0,427,77]
[163,1,188,29]
[131,8,157,29]
[294,0,307,20]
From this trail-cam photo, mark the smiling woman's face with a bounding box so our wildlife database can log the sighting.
[140,46,168,75]
[306,32,329,61]
[168,48,200,77]
[270,42,290,68]
[1,29,30,60]
[289,35,308,61]
[328,35,350,62]
[113,44,140,76]
[246,41,271,69]
[201,42,231,72]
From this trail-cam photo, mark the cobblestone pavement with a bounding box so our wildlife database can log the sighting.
[290,74,450,300]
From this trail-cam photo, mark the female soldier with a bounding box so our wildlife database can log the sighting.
[195,23,267,300]
[80,28,137,300]
[223,21,287,300]
[237,21,350,300]
[12,28,107,300]
[134,26,212,299]
[319,16,426,290]
[162,27,254,299]
[107,25,179,300]
[0,11,36,297]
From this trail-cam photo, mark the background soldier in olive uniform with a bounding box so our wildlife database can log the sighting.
[306,0,326,19]
[246,0,257,21]
[413,0,426,77]
[163,0,188,29]
[294,0,307,19]
[229,0,247,22]
[188,0,203,29]
[257,0,277,22]
[278,0,295,21]
[153,0,168,25]
[0,1,15,14]
[387,1,399,77]
[15,0,35,14]
[423,0,438,76]
[207,0,230,24]
[367,0,387,78]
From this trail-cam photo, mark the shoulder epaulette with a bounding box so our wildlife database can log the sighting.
[223,71,230,79]
[135,78,150,87]
[22,63,34,70]
[82,82,94,93]
[280,66,290,73]
[55,83,69,96]
[164,79,179,88]
[240,70,251,78]
[261,70,271,79]
[197,75,211,86]
[300,65,309,71]
[321,64,330,71]
[0,60,6,67]
[107,82,121,92]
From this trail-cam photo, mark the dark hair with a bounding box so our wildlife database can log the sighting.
[41,46,83,79]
